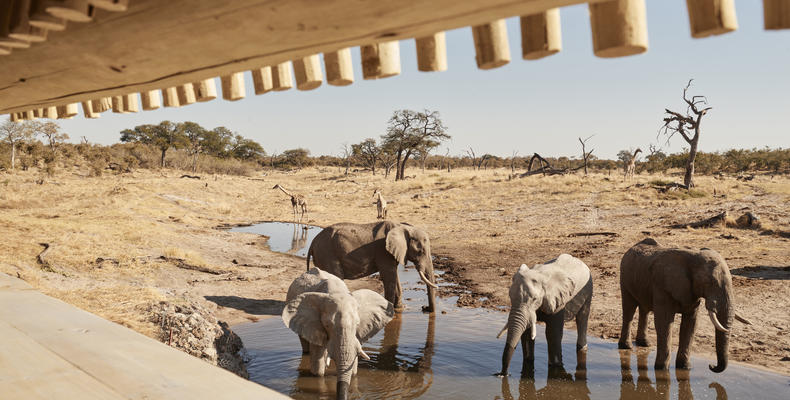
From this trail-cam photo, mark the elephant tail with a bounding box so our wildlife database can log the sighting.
[306,247,312,271]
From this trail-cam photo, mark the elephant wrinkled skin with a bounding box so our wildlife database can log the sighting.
[496,254,593,376]
[618,238,751,373]
[283,267,395,400]
[306,221,438,312]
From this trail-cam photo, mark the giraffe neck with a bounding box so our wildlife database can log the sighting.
[277,185,293,198]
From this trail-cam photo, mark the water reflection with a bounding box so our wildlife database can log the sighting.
[618,350,729,400]
[500,352,590,400]
[288,223,309,255]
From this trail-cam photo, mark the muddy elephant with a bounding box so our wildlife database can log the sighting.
[495,254,593,376]
[306,221,438,312]
[283,267,395,400]
[618,238,751,372]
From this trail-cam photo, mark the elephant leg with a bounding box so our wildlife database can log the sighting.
[652,298,675,370]
[309,342,328,377]
[675,309,698,369]
[521,329,535,376]
[380,266,404,311]
[299,336,310,354]
[635,307,651,347]
[545,312,565,368]
[575,295,591,352]
[619,290,638,349]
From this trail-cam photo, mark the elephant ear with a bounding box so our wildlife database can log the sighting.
[562,276,592,322]
[352,289,395,342]
[540,255,590,315]
[282,292,330,346]
[385,225,409,265]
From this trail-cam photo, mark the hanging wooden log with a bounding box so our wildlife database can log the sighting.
[0,38,30,48]
[81,100,99,118]
[10,113,20,122]
[33,108,44,118]
[686,0,738,38]
[87,0,128,12]
[111,95,124,113]
[43,106,57,118]
[23,110,35,120]
[121,93,139,112]
[56,103,77,119]
[176,83,196,105]
[8,0,49,42]
[472,20,510,69]
[162,87,180,107]
[0,4,32,49]
[28,0,66,30]
[220,72,245,101]
[589,0,648,58]
[251,66,274,94]
[415,32,447,72]
[520,9,562,60]
[0,46,10,55]
[292,54,323,90]
[271,62,293,91]
[140,90,160,110]
[45,0,95,23]
[324,48,353,86]
[90,97,111,113]
[764,0,790,29]
[192,78,217,102]
[360,41,401,79]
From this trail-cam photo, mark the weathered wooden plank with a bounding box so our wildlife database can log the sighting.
[0,0,610,114]
[0,273,290,399]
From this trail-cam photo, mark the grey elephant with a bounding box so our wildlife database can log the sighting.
[618,238,751,372]
[283,267,395,400]
[306,221,439,312]
[495,254,593,376]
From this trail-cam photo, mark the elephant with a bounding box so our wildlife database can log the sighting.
[283,267,395,400]
[495,254,593,376]
[306,221,439,312]
[618,238,751,372]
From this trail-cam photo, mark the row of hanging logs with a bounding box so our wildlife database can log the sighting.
[6,0,790,121]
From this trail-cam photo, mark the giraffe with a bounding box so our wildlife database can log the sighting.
[624,148,642,182]
[372,188,387,219]
[272,184,308,223]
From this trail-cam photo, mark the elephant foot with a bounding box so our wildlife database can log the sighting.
[676,359,691,370]
[493,371,510,377]
[618,340,632,350]
[393,304,405,313]
[576,343,588,352]
[421,305,434,313]
[654,361,669,371]
[634,338,650,347]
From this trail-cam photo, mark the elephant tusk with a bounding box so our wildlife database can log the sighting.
[356,340,370,360]
[496,323,508,339]
[708,310,729,333]
[734,312,752,325]
[530,324,537,341]
[418,270,439,289]
[326,357,332,367]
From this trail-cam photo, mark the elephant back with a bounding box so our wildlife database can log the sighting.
[286,267,349,301]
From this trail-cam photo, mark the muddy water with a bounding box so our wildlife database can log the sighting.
[231,222,322,257]
[231,222,789,399]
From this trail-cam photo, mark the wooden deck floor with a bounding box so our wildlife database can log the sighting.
[0,272,290,399]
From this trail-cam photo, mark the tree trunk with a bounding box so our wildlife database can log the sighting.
[583,157,588,175]
[399,150,412,180]
[685,138,698,188]
[394,150,403,180]
[192,153,198,173]
[160,148,167,168]
[10,142,16,170]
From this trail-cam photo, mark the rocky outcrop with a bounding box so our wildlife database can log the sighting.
[150,301,248,378]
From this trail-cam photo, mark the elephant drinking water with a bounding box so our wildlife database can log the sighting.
[306,221,439,312]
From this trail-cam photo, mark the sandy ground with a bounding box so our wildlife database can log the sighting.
[0,167,787,376]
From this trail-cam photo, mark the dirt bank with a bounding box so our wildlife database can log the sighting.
[1,168,787,376]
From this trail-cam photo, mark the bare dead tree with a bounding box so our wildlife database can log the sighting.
[466,147,478,170]
[80,136,89,144]
[660,79,712,188]
[341,143,351,176]
[510,150,519,174]
[578,135,595,176]
[443,148,451,172]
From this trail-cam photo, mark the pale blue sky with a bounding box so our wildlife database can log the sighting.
[57,1,789,159]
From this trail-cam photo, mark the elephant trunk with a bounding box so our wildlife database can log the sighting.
[505,303,529,350]
[709,296,733,373]
[332,336,363,399]
[418,254,437,312]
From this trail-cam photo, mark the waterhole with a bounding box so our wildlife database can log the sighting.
[231,222,789,399]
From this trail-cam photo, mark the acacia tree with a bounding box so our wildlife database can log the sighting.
[0,119,36,170]
[120,120,186,168]
[181,121,207,172]
[351,138,381,174]
[660,79,712,188]
[37,121,69,153]
[381,109,449,180]
[578,135,594,175]
[227,134,264,161]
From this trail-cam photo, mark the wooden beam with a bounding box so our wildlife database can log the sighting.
[111,95,124,113]
[29,0,67,30]
[251,66,274,94]
[45,0,96,23]
[220,73,245,101]
[176,83,196,105]
[589,0,648,58]
[90,97,111,113]
[81,100,99,118]
[764,0,790,29]
[88,0,128,12]
[0,0,650,114]
[686,0,738,38]
[192,78,217,102]
[292,54,323,91]
[140,90,160,110]
[472,20,510,69]
[415,32,447,72]
[324,48,354,86]
[121,93,138,112]
[43,106,57,118]
[520,9,562,60]
[271,62,293,91]
[361,41,401,79]
[162,87,180,107]
[8,0,49,42]
[57,103,78,119]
